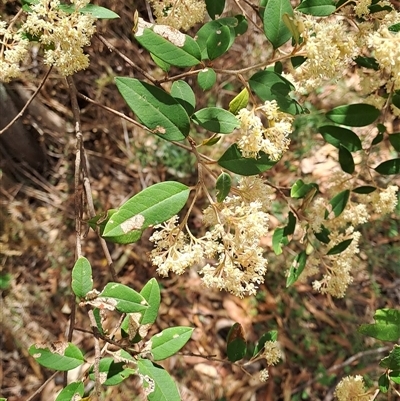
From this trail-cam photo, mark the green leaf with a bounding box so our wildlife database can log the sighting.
[0,273,11,290]
[116,78,190,141]
[88,209,117,235]
[354,56,380,70]
[291,55,307,68]
[58,4,120,19]
[218,144,277,175]
[234,14,248,36]
[290,179,317,198]
[380,345,400,370]
[338,145,355,174]
[263,0,294,48]
[103,181,190,244]
[359,308,400,341]
[205,0,226,19]
[229,88,249,115]
[326,104,380,127]
[196,18,237,59]
[93,308,105,335]
[248,70,304,115]
[286,251,307,287]
[206,25,232,60]
[389,23,400,32]
[89,358,136,386]
[389,370,400,384]
[171,80,196,116]
[392,92,400,109]
[325,189,350,218]
[135,28,200,67]
[318,125,362,152]
[374,158,400,175]
[296,0,336,16]
[389,133,400,152]
[137,359,181,401]
[140,278,161,325]
[314,225,331,244]
[327,238,353,255]
[55,382,84,401]
[150,53,171,72]
[71,256,93,298]
[283,211,296,236]
[150,327,194,361]
[192,107,239,133]
[272,227,288,255]
[29,342,84,371]
[216,172,232,202]
[98,283,149,313]
[197,68,217,91]
[378,374,390,393]
[353,186,376,194]
[226,323,247,362]
[371,131,384,146]
[253,331,278,357]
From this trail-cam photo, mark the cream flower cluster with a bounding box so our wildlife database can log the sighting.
[236,101,293,160]
[334,375,370,401]
[293,17,360,93]
[147,0,206,31]
[301,185,398,297]
[0,20,29,82]
[150,177,272,297]
[22,0,96,76]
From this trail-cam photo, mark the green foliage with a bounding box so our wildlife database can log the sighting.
[359,309,400,341]
[197,68,217,91]
[226,323,247,362]
[102,181,190,244]
[55,382,84,401]
[71,256,93,298]
[216,172,232,202]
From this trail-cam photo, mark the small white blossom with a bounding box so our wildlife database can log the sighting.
[335,375,370,401]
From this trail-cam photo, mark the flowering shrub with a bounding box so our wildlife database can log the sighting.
[1,0,400,400]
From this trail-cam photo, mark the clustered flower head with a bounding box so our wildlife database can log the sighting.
[150,177,272,297]
[301,185,398,298]
[147,0,206,31]
[0,20,29,82]
[236,100,293,160]
[335,375,370,401]
[22,0,96,76]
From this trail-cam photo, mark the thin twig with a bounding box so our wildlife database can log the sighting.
[0,67,52,135]
[96,34,158,84]
[25,372,58,401]
[88,309,102,397]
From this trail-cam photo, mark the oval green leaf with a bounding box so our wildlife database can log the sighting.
[374,158,400,175]
[263,0,294,48]
[206,25,232,60]
[135,28,200,67]
[229,88,249,115]
[296,0,336,16]
[249,70,303,115]
[319,125,362,152]
[326,104,380,127]
[286,251,307,287]
[71,256,93,298]
[89,358,136,386]
[55,381,84,401]
[197,68,217,91]
[116,77,190,141]
[389,133,400,152]
[140,278,161,325]
[218,144,277,175]
[58,4,120,19]
[290,179,318,198]
[353,186,376,194]
[29,342,84,371]
[338,145,355,174]
[171,80,196,115]
[150,327,194,361]
[327,238,353,255]
[137,359,181,401]
[196,18,237,59]
[192,107,239,133]
[325,189,350,218]
[216,172,232,202]
[98,282,148,313]
[205,0,225,19]
[253,331,278,357]
[226,323,247,362]
[103,181,190,243]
